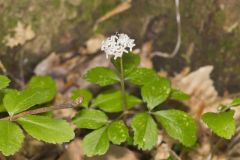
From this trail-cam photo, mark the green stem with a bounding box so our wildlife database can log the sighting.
[218,104,231,112]
[117,111,136,120]
[120,57,127,113]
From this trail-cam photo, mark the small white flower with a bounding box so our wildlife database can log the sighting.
[101,33,135,59]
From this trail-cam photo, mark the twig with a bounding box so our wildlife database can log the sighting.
[0,97,83,121]
[228,127,240,149]
[117,110,136,119]
[0,59,24,88]
[208,136,224,160]
[94,0,132,30]
[169,149,182,160]
[151,0,181,58]
[206,154,212,160]
[0,60,7,73]
[227,92,240,98]
[19,50,25,87]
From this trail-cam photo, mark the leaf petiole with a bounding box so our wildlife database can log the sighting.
[0,97,83,121]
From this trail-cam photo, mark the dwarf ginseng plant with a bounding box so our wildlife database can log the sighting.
[0,75,82,156]
[71,33,198,157]
[1,34,239,158]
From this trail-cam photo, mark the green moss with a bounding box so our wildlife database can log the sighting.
[214,10,226,26]
[97,0,120,15]
[52,0,61,8]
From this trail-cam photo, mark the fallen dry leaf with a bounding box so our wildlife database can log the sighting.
[79,34,105,55]
[58,139,83,160]
[140,41,153,68]
[187,136,211,160]
[34,52,60,75]
[3,21,35,48]
[153,143,170,160]
[85,145,139,160]
[172,66,219,118]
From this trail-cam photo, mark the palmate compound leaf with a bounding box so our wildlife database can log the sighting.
[83,126,109,157]
[107,120,129,145]
[202,110,236,139]
[154,109,197,147]
[71,89,93,108]
[0,75,10,90]
[127,68,159,86]
[73,109,108,129]
[111,53,140,76]
[17,115,74,143]
[131,112,158,150]
[82,120,129,156]
[92,90,141,112]
[0,120,24,156]
[141,77,171,110]
[84,67,119,86]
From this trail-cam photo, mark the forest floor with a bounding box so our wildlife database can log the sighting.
[1,0,240,159]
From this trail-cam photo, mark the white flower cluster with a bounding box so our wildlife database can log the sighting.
[101,33,135,59]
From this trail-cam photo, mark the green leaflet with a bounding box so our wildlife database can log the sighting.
[3,76,56,115]
[231,97,240,107]
[83,126,109,157]
[27,76,55,89]
[18,115,74,143]
[4,88,54,115]
[27,76,56,100]
[170,89,190,101]
[202,110,236,139]
[131,112,158,150]
[107,120,129,145]
[73,109,108,129]
[71,89,93,108]
[141,77,171,110]
[127,68,159,86]
[0,75,10,90]
[0,91,5,112]
[154,109,197,147]
[111,53,140,76]
[84,67,118,86]
[0,120,24,156]
[0,89,17,112]
[92,90,141,112]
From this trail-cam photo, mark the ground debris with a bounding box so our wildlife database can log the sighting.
[172,66,220,118]
[3,21,35,48]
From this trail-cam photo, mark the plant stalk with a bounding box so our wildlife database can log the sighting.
[120,57,127,114]
[0,97,83,121]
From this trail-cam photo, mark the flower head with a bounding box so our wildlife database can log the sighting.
[101,33,135,59]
